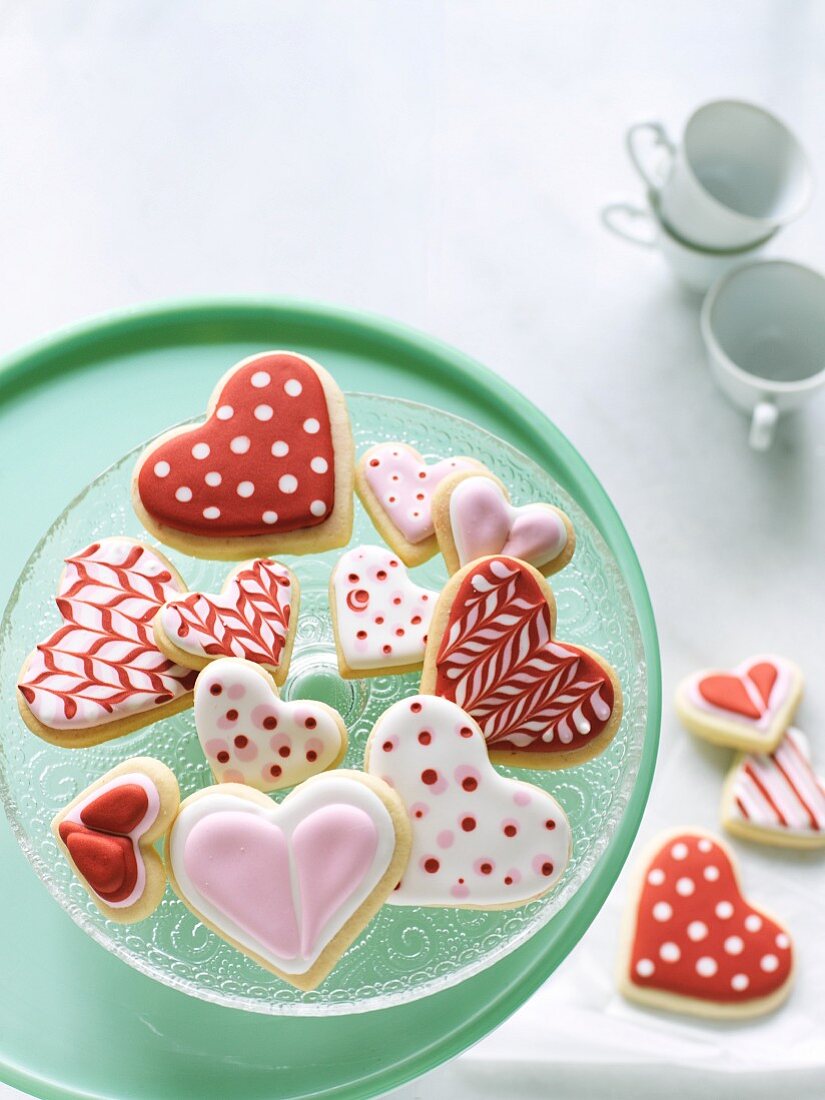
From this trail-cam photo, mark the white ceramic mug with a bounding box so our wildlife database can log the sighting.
[601,192,770,294]
[627,99,813,250]
[700,260,825,450]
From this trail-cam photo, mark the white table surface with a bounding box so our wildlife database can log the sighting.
[1,3,824,1098]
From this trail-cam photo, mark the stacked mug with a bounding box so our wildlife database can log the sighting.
[602,100,825,450]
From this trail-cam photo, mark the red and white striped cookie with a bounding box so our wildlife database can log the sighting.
[722,728,825,850]
[618,829,794,1019]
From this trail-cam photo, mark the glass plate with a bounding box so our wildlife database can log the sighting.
[0,392,646,1016]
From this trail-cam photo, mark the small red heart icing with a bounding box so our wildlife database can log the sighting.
[159,559,294,671]
[433,557,617,756]
[61,827,135,898]
[136,352,336,538]
[628,832,793,1005]
[697,660,782,720]
[80,783,149,835]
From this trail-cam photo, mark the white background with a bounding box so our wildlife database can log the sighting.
[1,3,825,1097]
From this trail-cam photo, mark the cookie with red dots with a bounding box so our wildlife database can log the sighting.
[194,658,347,793]
[355,443,488,566]
[330,545,439,679]
[154,558,299,685]
[364,694,571,908]
[52,757,180,923]
[618,829,795,1019]
[132,351,353,560]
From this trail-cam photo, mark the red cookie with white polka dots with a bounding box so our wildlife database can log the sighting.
[364,694,571,909]
[194,658,347,793]
[619,829,794,1019]
[132,351,353,560]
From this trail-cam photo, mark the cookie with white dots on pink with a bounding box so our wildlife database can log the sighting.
[330,546,439,679]
[618,828,794,1019]
[364,695,571,908]
[132,351,353,560]
[194,658,347,793]
[355,443,488,566]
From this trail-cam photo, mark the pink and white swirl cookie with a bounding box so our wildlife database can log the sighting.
[165,771,410,990]
[676,655,803,753]
[721,728,825,850]
[52,757,180,923]
[618,829,794,1019]
[132,351,353,560]
[194,658,347,793]
[365,695,571,908]
[17,538,197,747]
[154,558,298,684]
[432,471,575,576]
[330,545,439,678]
[355,443,487,566]
[421,556,623,769]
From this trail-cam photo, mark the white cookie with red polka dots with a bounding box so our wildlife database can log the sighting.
[132,351,353,560]
[194,658,347,793]
[364,694,571,908]
[618,828,794,1019]
[330,546,439,679]
[355,443,488,566]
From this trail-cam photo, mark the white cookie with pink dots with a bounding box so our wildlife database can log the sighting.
[330,545,439,678]
[194,658,347,792]
[364,695,571,908]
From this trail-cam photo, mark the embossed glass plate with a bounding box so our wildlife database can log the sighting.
[0,393,646,1016]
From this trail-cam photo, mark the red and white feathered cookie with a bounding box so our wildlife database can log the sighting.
[154,558,299,684]
[676,654,802,753]
[17,538,197,747]
[618,829,794,1019]
[132,351,353,559]
[421,556,623,769]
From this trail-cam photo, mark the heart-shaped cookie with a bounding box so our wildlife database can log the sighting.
[132,351,353,559]
[365,695,571,907]
[676,655,802,752]
[330,545,439,678]
[619,830,794,1018]
[166,771,410,990]
[421,556,622,768]
[355,443,486,566]
[155,558,298,683]
[17,538,197,747]
[722,728,825,849]
[194,658,347,792]
[52,758,180,922]
[433,472,574,576]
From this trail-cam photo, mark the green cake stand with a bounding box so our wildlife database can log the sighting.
[0,300,660,1100]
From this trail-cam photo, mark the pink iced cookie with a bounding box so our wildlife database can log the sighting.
[355,443,486,566]
[365,695,571,908]
[330,545,439,678]
[194,658,347,792]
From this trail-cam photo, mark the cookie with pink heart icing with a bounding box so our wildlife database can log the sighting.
[355,443,487,566]
[132,351,354,560]
[618,828,794,1019]
[194,658,347,793]
[52,757,180,923]
[721,727,825,850]
[330,545,439,678]
[17,538,197,747]
[676,655,803,753]
[433,471,575,577]
[365,695,572,908]
[154,558,299,684]
[421,556,623,769]
[165,771,410,990]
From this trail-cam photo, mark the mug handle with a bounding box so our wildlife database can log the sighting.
[749,401,778,451]
[626,121,676,191]
[600,201,657,247]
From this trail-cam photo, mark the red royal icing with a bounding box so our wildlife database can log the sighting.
[80,783,149,834]
[434,558,615,754]
[698,660,779,720]
[137,353,336,538]
[629,833,793,1003]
